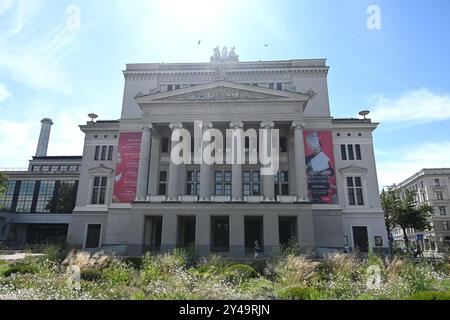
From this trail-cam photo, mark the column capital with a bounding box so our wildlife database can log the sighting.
[199,121,214,130]
[229,121,244,129]
[291,120,306,130]
[142,123,154,132]
[260,121,275,129]
[169,122,183,131]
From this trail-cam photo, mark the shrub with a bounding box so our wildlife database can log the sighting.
[103,261,134,286]
[195,254,229,276]
[435,263,450,275]
[80,268,103,281]
[407,291,450,300]
[122,257,143,269]
[142,251,187,283]
[321,252,362,280]
[224,264,257,282]
[277,287,325,300]
[399,261,440,294]
[43,244,69,263]
[271,255,319,286]
[1,262,38,277]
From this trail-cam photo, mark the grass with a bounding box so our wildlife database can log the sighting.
[0,246,449,300]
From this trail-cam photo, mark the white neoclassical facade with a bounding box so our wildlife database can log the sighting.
[67,49,388,256]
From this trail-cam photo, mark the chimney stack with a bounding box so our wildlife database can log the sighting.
[35,118,54,157]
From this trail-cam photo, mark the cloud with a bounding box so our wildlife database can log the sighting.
[370,88,450,124]
[376,141,450,189]
[0,83,11,102]
[0,0,79,94]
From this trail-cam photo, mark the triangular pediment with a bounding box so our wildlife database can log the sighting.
[135,81,310,104]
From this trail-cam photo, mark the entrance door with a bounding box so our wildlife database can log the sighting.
[211,216,229,252]
[352,226,369,252]
[177,216,196,248]
[279,217,298,247]
[85,224,101,249]
[245,216,264,253]
[144,216,163,252]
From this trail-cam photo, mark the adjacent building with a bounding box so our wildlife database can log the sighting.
[392,168,450,256]
[1,49,388,256]
[0,119,80,245]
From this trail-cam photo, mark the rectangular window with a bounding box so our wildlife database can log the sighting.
[167,85,173,91]
[85,224,101,249]
[161,137,170,153]
[443,222,449,231]
[341,145,347,160]
[348,145,355,160]
[435,179,440,186]
[274,171,289,196]
[107,146,114,161]
[55,180,77,213]
[69,165,78,172]
[158,171,167,196]
[175,84,181,90]
[276,83,283,90]
[355,144,362,160]
[186,170,200,196]
[16,181,36,213]
[41,166,49,172]
[94,146,100,161]
[50,165,59,172]
[35,181,56,213]
[347,177,364,206]
[439,207,447,216]
[60,165,68,172]
[215,171,231,195]
[101,146,107,161]
[0,180,17,211]
[436,192,444,201]
[32,166,41,172]
[268,83,274,89]
[280,137,287,153]
[91,177,107,205]
[243,171,261,196]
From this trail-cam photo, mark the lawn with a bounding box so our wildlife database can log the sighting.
[0,245,449,300]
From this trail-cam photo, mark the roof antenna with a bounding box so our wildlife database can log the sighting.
[359,110,370,119]
[88,113,98,123]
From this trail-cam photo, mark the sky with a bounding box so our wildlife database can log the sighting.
[0,0,449,189]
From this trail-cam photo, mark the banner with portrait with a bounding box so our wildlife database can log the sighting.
[303,131,338,204]
[112,132,142,203]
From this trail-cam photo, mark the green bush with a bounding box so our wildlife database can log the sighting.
[407,291,450,300]
[81,268,103,281]
[43,244,69,263]
[277,287,325,300]
[122,257,143,269]
[224,264,258,282]
[435,263,450,275]
[103,261,134,286]
[1,262,38,277]
[400,261,438,293]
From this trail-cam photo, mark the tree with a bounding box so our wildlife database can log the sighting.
[381,188,432,249]
[0,172,8,199]
[381,189,401,253]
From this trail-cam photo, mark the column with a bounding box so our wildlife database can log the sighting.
[147,133,161,196]
[230,121,244,202]
[167,122,183,201]
[260,121,275,202]
[292,121,308,201]
[136,124,153,201]
[161,213,177,252]
[195,213,210,255]
[199,121,214,202]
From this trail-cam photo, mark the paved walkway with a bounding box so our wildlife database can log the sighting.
[0,253,43,262]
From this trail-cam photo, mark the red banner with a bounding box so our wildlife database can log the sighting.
[304,131,338,204]
[112,132,142,203]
